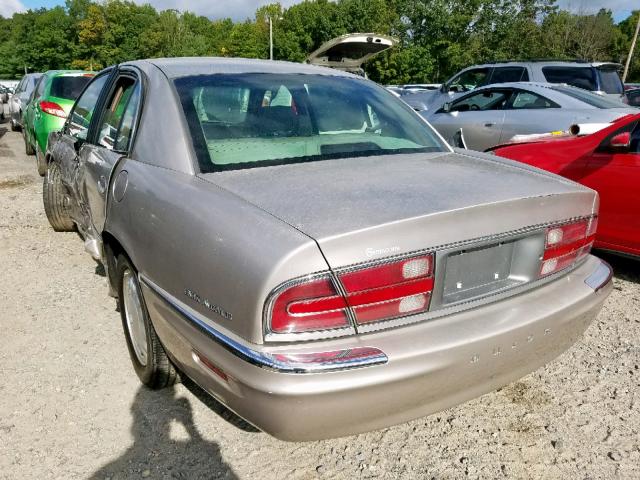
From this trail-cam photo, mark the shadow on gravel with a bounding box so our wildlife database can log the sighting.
[182,376,260,433]
[596,251,640,284]
[89,386,239,480]
[0,126,7,139]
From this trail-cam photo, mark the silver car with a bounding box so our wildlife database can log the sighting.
[43,58,611,441]
[8,73,42,131]
[424,82,636,151]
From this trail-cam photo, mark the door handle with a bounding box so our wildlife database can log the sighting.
[484,123,494,127]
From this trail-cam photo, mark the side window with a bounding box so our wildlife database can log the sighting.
[490,67,527,83]
[447,68,491,93]
[509,90,559,109]
[15,79,24,94]
[97,76,140,150]
[542,67,597,91]
[68,73,110,141]
[114,84,141,152]
[33,76,46,99]
[450,90,510,112]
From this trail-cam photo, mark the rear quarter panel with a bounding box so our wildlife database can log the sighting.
[104,158,330,344]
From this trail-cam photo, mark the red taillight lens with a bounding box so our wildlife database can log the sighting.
[39,101,67,118]
[268,254,435,334]
[540,217,596,277]
[339,254,434,325]
[270,276,350,334]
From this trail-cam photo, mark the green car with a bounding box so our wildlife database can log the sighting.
[23,70,94,175]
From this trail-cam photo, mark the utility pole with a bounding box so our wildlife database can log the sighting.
[623,12,640,82]
[269,16,273,60]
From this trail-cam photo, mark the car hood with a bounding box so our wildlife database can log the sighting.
[201,151,595,267]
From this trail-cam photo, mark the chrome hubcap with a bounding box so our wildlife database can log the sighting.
[123,269,148,366]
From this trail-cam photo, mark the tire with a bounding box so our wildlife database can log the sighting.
[36,145,47,176]
[117,254,178,389]
[43,162,75,232]
[24,131,34,155]
[10,118,19,132]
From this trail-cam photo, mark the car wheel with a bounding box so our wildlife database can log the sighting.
[10,118,19,132]
[43,162,75,232]
[24,131,34,155]
[117,254,179,389]
[36,145,47,176]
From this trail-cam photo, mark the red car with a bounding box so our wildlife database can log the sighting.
[493,114,640,258]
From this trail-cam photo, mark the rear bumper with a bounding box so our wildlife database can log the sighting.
[142,255,612,441]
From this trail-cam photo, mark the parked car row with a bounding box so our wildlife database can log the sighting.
[402,60,628,113]
[28,57,615,442]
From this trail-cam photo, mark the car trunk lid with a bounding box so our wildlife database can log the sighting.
[306,33,397,73]
[201,151,597,269]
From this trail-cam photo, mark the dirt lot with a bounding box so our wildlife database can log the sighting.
[0,106,639,479]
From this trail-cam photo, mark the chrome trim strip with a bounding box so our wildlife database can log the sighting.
[584,259,613,292]
[139,276,388,373]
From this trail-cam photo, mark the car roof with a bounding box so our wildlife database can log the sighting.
[125,57,356,79]
[467,60,621,69]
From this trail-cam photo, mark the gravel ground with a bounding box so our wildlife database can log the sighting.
[0,107,639,479]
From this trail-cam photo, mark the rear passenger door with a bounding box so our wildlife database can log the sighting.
[79,69,142,234]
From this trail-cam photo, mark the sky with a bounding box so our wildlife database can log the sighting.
[1,0,637,22]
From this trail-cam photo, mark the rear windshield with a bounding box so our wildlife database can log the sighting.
[542,66,597,91]
[550,85,626,109]
[598,68,623,94]
[50,75,93,100]
[174,73,446,172]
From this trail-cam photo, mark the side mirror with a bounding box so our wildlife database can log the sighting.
[442,102,452,113]
[609,132,631,150]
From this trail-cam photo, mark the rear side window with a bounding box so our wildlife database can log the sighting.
[542,67,597,91]
[97,76,141,151]
[550,85,625,109]
[490,67,528,83]
[597,68,623,94]
[50,75,94,100]
[509,90,559,109]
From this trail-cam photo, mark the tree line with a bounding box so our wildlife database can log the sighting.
[0,0,638,83]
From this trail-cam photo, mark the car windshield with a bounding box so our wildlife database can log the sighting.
[50,75,93,100]
[597,68,623,94]
[174,73,446,172]
[550,85,627,109]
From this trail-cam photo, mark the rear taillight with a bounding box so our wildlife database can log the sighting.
[270,275,350,334]
[339,254,434,325]
[540,217,596,277]
[268,253,434,334]
[39,101,66,118]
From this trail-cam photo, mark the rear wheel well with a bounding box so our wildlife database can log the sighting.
[103,231,126,296]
